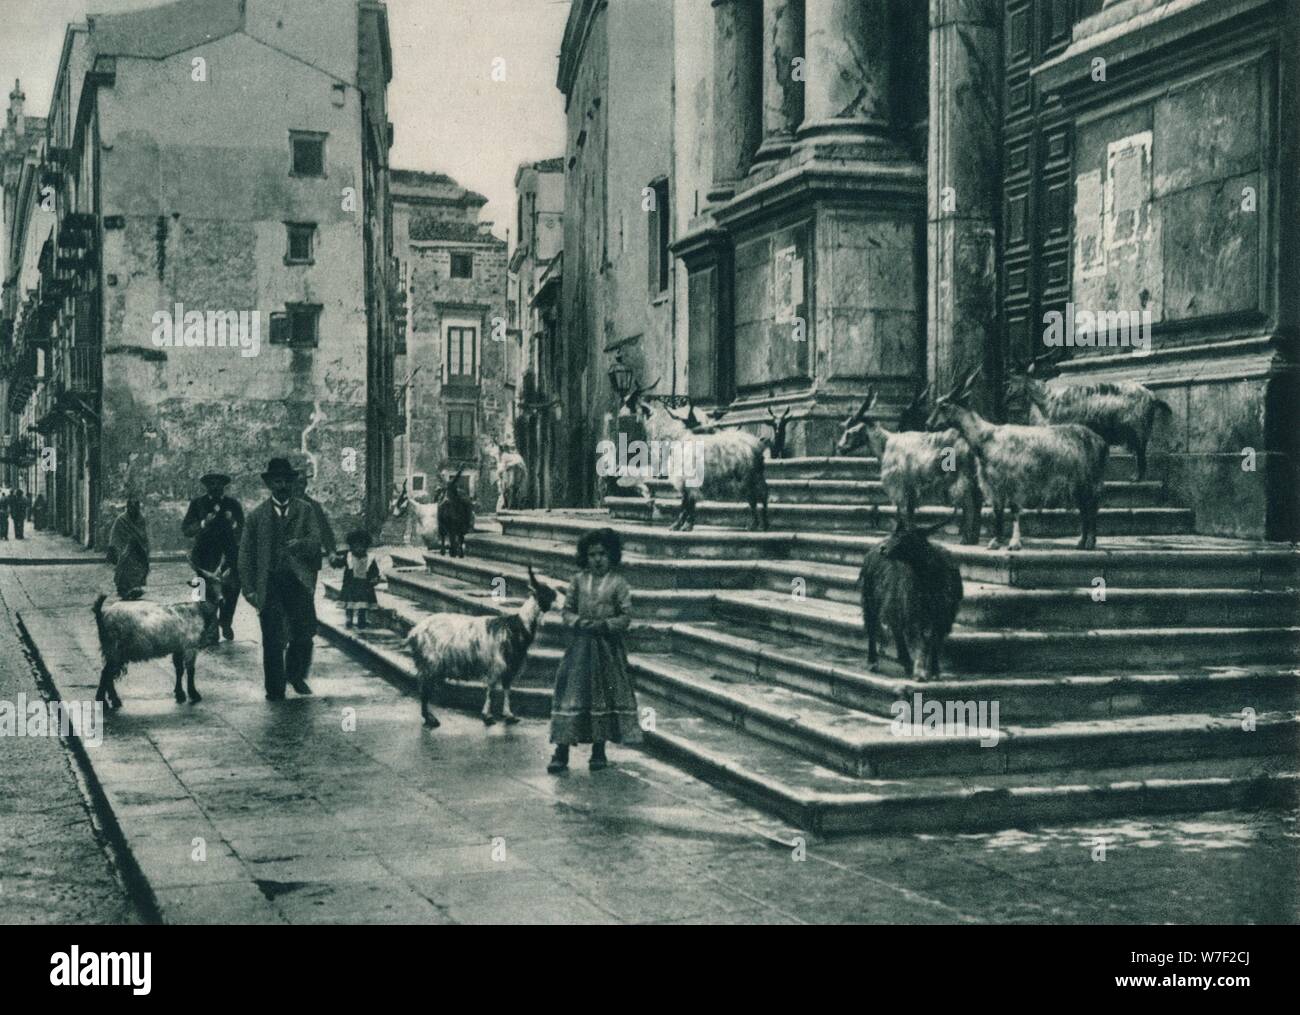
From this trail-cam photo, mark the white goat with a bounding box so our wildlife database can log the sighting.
[482,434,527,511]
[91,565,229,709]
[618,384,769,531]
[405,566,559,728]
[1007,355,1172,480]
[929,368,1109,551]
[391,481,441,549]
[836,388,984,544]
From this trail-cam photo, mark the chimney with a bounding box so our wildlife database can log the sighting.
[8,80,24,139]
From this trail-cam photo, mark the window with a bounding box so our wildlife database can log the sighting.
[285,223,316,264]
[444,323,477,385]
[447,410,475,460]
[647,177,670,295]
[450,252,474,279]
[269,303,322,347]
[290,132,326,177]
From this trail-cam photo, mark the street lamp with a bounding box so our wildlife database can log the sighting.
[608,349,634,398]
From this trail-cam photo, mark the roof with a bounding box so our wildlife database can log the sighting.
[409,216,502,245]
[514,156,565,187]
[391,167,488,208]
[87,0,245,60]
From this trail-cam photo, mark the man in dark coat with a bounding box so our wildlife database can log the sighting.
[107,498,150,598]
[0,489,9,540]
[239,458,323,700]
[8,488,27,539]
[182,472,244,640]
[31,493,47,531]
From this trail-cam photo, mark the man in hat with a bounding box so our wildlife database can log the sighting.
[182,472,244,640]
[239,458,324,700]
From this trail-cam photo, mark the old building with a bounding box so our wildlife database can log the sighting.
[555,0,1298,540]
[510,157,564,507]
[0,80,49,500]
[0,0,395,550]
[391,169,511,513]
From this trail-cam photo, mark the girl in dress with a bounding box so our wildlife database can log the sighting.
[548,528,641,773]
[338,529,381,628]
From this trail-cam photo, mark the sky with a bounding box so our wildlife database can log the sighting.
[0,0,571,241]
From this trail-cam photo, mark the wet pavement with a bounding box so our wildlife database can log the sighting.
[2,553,1297,924]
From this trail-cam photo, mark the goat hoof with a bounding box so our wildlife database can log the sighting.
[1008,541,1023,552]
[175,690,187,703]
[482,715,497,726]
[986,539,1002,550]
[423,715,441,729]
[503,714,520,725]
[188,691,201,704]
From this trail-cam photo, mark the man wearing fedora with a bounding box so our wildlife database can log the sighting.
[239,458,325,700]
[182,471,244,640]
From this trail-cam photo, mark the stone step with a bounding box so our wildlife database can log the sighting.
[645,477,1166,508]
[494,515,1300,589]
[313,600,1300,834]
[605,496,1195,538]
[629,650,1298,779]
[636,691,1299,834]
[709,591,1300,674]
[402,545,1299,632]
[666,621,1300,722]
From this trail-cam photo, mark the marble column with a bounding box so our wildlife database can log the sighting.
[927,0,1001,410]
[751,0,804,168]
[798,0,892,150]
[708,0,762,204]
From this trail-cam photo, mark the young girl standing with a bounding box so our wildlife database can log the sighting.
[548,528,641,773]
[338,529,381,628]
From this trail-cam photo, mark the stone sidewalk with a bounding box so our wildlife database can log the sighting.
[8,559,1299,924]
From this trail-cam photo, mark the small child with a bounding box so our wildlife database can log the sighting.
[338,529,381,629]
[547,527,641,773]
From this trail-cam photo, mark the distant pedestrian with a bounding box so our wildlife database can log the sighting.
[0,488,9,540]
[239,458,324,701]
[107,498,150,599]
[31,493,47,531]
[337,529,381,629]
[9,487,28,539]
[547,527,641,774]
[182,472,244,641]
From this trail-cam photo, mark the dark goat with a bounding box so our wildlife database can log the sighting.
[436,468,474,557]
[859,517,963,680]
[763,407,792,460]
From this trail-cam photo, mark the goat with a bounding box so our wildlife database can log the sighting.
[1007,354,1172,480]
[929,367,1109,551]
[391,481,441,550]
[436,468,475,557]
[619,383,769,531]
[91,565,229,709]
[836,388,984,545]
[859,515,963,680]
[483,434,527,511]
[763,407,792,460]
[405,565,559,728]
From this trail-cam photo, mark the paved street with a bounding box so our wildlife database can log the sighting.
[0,538,1296,924]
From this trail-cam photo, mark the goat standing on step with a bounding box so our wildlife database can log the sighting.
[619,384,769,531]
[836,387,984,544]
[391,481,440,550]
[859,516,963,680]
[92,565,229,709]
[1007,354,1172,481]
[405,566,558,728]
[929,368,1109,550]
[436,468,475,557]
